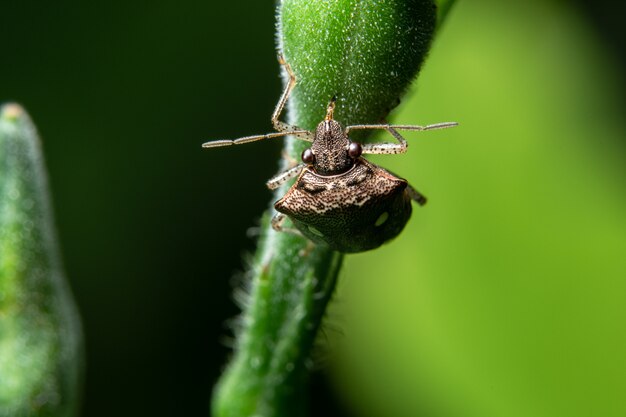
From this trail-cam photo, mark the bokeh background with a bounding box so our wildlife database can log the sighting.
[2,0,625,416]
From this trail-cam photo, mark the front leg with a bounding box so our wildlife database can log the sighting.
[272,54,311,139]
[266,164,306,190]
[361,126,408,155]
[346,121,458,155]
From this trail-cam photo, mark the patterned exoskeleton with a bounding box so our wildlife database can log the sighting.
[203,56,456,253]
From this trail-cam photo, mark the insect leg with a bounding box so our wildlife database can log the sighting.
[346,121,458,134]
[266,164,306,190]
[406,184,427,206]
[272,55,313,140]
[202,54,314,148]
[361,126,408,154]
[346,122,458,155]
[271,212,302,236]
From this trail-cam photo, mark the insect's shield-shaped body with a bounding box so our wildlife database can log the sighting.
[202,56,457,253]
[275,155,412,253]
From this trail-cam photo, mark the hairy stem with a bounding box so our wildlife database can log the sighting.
[212,1,456,416]
[0,104,83,417]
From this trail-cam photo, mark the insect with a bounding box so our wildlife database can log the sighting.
[203,56,457,253]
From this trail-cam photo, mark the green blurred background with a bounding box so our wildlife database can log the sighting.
[2,0,625,416]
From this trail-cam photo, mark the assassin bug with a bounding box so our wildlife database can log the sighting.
[203,56,456,253]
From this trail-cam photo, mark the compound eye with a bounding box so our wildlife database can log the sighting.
[348,142,362,159]
[302,148,315,165]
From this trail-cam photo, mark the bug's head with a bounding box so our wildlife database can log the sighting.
[303,96,362,175]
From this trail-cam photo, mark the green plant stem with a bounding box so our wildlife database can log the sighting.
[213,221,343,417]
[0,104,83,417]
[436,0,457,28]
[212,1,455,416]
